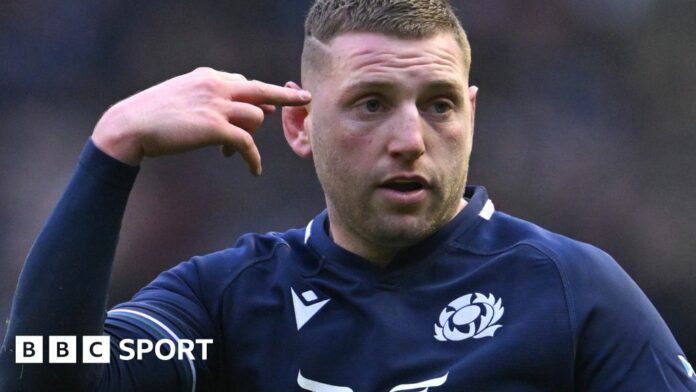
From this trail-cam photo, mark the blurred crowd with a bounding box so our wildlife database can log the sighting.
[1,0,694,358]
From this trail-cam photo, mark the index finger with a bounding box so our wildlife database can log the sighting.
[229,80,311,107]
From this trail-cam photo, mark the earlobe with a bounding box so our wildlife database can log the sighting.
[282,104,313,158]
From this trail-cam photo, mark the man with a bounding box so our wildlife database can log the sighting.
[1,0,694,390]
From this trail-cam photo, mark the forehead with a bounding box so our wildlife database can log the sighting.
[324,32,466,89]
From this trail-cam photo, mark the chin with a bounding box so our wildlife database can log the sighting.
[366,214,439,248]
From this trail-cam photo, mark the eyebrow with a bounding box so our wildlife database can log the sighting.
[421,79,466,96]
[341,80,396,97]
[341,79,465,97]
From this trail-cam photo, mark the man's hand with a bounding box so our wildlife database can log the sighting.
[92,67,312,175]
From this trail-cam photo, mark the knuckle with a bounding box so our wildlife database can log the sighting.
[239,133,254,150]
[251,80,267,96]
[192,68,219,91]
[229,105,263,132]
[250,106,265,124]
[197,78,219,92]
[209,97,227,111]
[193,66,215,76]
[205,118,224,133]
[196,108,222,128]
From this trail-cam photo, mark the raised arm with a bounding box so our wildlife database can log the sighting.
[0,68,311,391]
[93,67,311,170]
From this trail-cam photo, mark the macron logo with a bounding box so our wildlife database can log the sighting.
[291,288,330,331]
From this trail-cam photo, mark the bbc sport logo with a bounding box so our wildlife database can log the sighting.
[15,336,213,364]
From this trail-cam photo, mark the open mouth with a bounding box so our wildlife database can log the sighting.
[381,181,425,192]
[377,177,430,205]
[379,175,430,194]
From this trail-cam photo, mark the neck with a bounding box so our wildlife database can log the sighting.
[327,198,467,268]
[328,227,396,269]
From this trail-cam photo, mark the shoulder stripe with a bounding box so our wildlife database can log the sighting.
[304,219,313,244]
[298,370,353,391]
[478,199,495,220]
[108,308,197,392]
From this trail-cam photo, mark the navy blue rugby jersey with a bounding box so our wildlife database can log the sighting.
[1,139,695,391]
[108,191,694,387]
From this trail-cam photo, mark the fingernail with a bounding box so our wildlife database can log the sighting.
[299,90,311,100]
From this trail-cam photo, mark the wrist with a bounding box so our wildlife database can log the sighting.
[92,104,143,166]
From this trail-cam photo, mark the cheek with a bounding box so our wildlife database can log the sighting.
[340,130,375,156]
[329,136,375,185]
[431,126,473,185]
[312,125,375,191]
[435,125,472,156]
[314,119,376,159]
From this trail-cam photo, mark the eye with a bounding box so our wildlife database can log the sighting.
[428,100,453,114]
[363,99,383,113]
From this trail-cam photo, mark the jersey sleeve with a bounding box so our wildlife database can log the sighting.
[100,256,222,392]
[101,231,286,391]
[0,138,139,390]
[553,242,696,391]
[0,139,214,392]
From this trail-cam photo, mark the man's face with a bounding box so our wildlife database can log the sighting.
[305,32,477,261]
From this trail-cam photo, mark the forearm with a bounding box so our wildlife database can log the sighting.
[0,138,139,390]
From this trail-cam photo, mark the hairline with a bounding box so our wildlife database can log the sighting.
[301,30,471,89]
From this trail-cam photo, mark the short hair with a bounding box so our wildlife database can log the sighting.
[302,0,471,83]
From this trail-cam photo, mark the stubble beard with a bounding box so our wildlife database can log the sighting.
[311,123,470,260]
[319,163,468,257]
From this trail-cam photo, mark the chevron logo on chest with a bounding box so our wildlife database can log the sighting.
[291,288,330,330]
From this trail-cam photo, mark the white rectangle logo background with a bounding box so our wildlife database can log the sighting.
[83,336,111,363]
[49,336,77,364]
[15,336,43,364]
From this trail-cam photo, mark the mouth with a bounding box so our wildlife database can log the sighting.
[379,175,430,192]
[377,176,430,205]
[380,180,425,193]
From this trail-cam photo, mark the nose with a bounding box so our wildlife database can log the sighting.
[387,105,426,161]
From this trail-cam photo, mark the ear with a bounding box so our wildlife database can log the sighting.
[468,85,478,130]
[282,82,313,158]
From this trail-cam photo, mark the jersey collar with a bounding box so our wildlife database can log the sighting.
[303,186,494,282]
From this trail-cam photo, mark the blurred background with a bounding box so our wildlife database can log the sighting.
[1,0,694,361]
